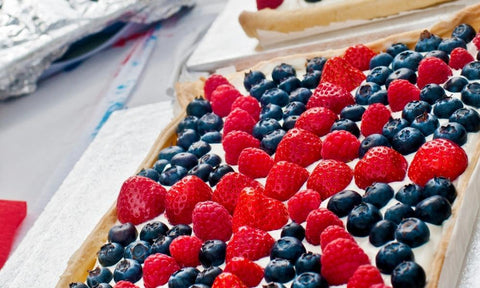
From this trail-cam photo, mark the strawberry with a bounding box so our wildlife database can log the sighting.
[204,74,231,101]
[165,175,212,225]
[275,128,322,167]
[232,186,289,232]
[449,47,475,70]
[287,189,321,224]
[306,159,353,200]
[264,161,309,201]
[417,57,452,89]
[295,107,338,137]
[321,130,360,162]
[321,56,366,92]
[212,272,248,288]
[343,44,377,71]
[169,235,203,267]
[231,95,261,121]
[305,208,344,245]
[114,281,140,288]
[354,146,408,189]
[224,257,264,287]
[347,265,384,288]
[306,82,355,114]
[143,253,180,288]
[238,147,274,179]
[408,138,468,186]
[387,79,420,112]
[360,103,392,137]
[212,172,263,214]
[223,130,260,165]
[320,225,355,250]
[211,85,242,117]
[192,201,232,242]
[226,226,275,261]
[473,33,480,50]
[116,176,167,225]
[0,200,26,269]
[223,108,257,137]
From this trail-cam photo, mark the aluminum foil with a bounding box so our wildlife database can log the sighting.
[0,0,195,100]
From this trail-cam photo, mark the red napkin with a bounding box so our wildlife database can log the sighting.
[0,200,27,269]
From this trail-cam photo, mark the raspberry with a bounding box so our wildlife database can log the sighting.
[232,186,289,232]
[307,82,355,114]
[417,57,453,88]
[223,108,257,137]
[321,130,360,162]
[114,281,140,288]
[212,172,263,214]
[192,201,232,242]
[360,103,392,137]
[370,285,392,288]
[343,44,377,71]
[321,56,366,92]
[231,95,261,121]
[305,208,344,245]
[165,175,212,225]
[204,74,231,100]
[408,138,468,186]
[354,146,408,189]
[295,107,338,137]
[320,225,355,250]
[224,257,264,287]
[275,128,323,167]
[143,253,180,288]
[238,147,274,179]
[211,85,242,117]
[264,161,309,201]
[473,33,480,50]
[321,238,370,285]
[212,272,248,288]
[347,265,384,288]
[387,79,420,112]
[169,235,203,267]
[226,226,275,261]
[287,189,321,223]
[116,176,167,225]
[449,47,475,70]
[306,159,353,200]
[222,130,260,165]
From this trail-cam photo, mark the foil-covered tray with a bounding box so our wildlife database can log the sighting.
[0,0,195,100]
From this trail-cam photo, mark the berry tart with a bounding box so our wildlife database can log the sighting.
[60,3,480,288]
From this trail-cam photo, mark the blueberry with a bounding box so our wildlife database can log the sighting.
[124,240,151,264]
[340,104,366,122]
[366,66,393,86]
[411,113,439,136]
[201,131,222,143]
[368,90,389,105]
[108,223,137,247]
[382,118,410,141]
[270,236,306,263]
[391,127,425,155]
[92,284,111,288]
[137,168,160,182]
[392,50,423,71]
[386,43,409,57]
[327,189,362,217]
[272,63,296,84]
[195,266,223,286]
[177,115,199,133]
[159,165,188,186]
[438,37,467,54]
[391,261,426,288]
[261,104,284,121]
[177,129,200,150]
[295,252,321,274]
[385,68,417,87]
[197,113,223,135]
[149,235,174,255]
[301,71,321,89]
[420,83,446,104]
[209,164,234,186]
[375,242,414,274]
[461,61,480,80]
[385,203,415,224]
[369,219,397,247]
[425,49,450,63]
[264,258,296,283]
[415,195,452,225]
[261,88,290,107]
[355,82,382,105]
[363,182,394,209]
[250,79,277,100]
[279,76,302,94]
[69,283,89,288]
[347,202,383,237]
[170,152,198,171]
[423,177,456,204]
[306,57,327,72]
[291,272,329,288]
[358,134,391,158]
[395,217,430,248]
[284,101,306,118]
[167,224,192,238]
[199,239,226,267]
[261,129,286,155]
[187,141,211,158]
[283,115,299,131]
[415,30,442,52]
[169,267,200,288]
[199,153,222,168]
[450,107,480,132]
[263,283,287,288]
[97,242,124,267]
[140,221,169,243]
[87,266,113,288]
[330,119,360,137]
[370,53,394,69]
[433,96,464,118]
[402,100,431,123]
[244,70,266,91]
[461,82,480,107]
[452,23,476,43]
[433,122,467,146]
[186,97,212,118]
[253,118,282,139]
[153,159,169,174]
[289,87,312,104]
[395,183,424,206]
[281,222,305,241]
[188,163,214,182]
[444,76,469,92]
[158,146,184,161]
[113,258,142,283]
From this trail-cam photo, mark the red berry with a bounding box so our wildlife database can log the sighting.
[169,235,203,267]
[226,226,275,261]
[165,175,212,225]
[320,225,355,250]
[320,56,366,92]
[305,208,344,245]
[231,96,261,121]
[287,189,321,224]
[370,284,392,288]
[232,186,289,232]
[211,85,242,117]
[192,201,232,242]
[223,108,257,137]
[360,103,392,137]
[212,272,248,288]
[264,161,309,201]
[204,74,231,101]
[295,107,338,137]
[238,147,274,179]
[116,176,167,225]
[223,130,260,165]
[307,82,355,114]
[408,138,468,186]
[347,265,384,288]
[343,44,377,71]
[143,253,180,288]
[473,33,480,50]
[224,257,264,287]
[387,79,420,112]
[275,128,322,167]
[449,47,475,70]
[354,146,408,189]
[417,57,453,89]
[212,172,263,214]
[306,159,353,201]
[321,238,370,285]
[114,281,140,288]
[321,130,360,162]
